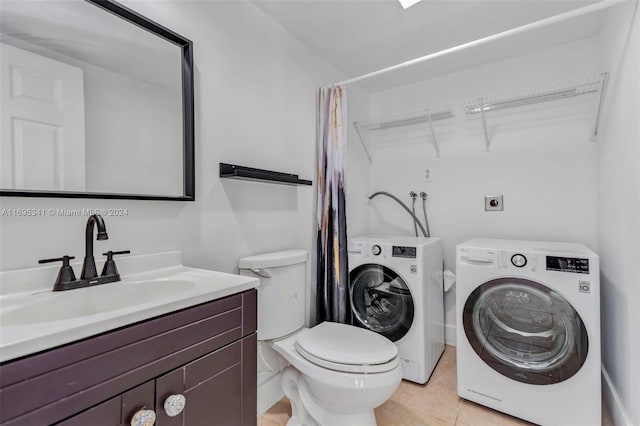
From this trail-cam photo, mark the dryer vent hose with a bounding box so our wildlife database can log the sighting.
[368,191,428,237]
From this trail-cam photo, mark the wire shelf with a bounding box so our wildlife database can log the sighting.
[353,105,454,162]
[356,105,454,130]
[460,72,608,150]
[352,73,609,162]
[461,73,607,114]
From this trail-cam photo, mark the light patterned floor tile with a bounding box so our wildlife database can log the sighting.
[374,399,430,426]
[257,416,280,426]
[382,379,463,425]
[259,345,611,426]
[261,397,291,426]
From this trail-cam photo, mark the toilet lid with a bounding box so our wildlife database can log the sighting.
[295,322,398,372]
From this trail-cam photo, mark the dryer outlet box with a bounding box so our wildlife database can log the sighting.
[485,195,504,211]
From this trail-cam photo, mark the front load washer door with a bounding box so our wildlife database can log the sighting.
[349,264,414,342]
[463,277,589,385]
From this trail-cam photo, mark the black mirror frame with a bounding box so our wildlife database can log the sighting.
[0,0,195,201]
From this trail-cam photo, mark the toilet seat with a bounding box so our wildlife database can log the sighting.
[295,345,399,373]
[294,322,399,374]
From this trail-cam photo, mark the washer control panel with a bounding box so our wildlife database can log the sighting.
[546,256,590,274]
[392,246,416,259]
[511,254,527,267]
[371,245,382,256]
[498,251,537,271]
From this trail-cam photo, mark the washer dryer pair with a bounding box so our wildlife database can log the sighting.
[348,235,444,384]
[456,238,601,425]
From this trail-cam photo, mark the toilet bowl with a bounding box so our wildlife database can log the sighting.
[273,323,402,426]
[239,250,402,426]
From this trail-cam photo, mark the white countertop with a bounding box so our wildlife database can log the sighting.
[0,251,259,363]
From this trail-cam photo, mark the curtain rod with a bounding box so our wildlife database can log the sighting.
[334,0,627,87]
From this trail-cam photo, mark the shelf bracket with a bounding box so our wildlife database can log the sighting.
[591,72,609,141]
[426,112,440,157]
[480,98,491,151]
[353,122,373,164]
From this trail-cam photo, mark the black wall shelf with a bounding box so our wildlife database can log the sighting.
[219,163,312,186]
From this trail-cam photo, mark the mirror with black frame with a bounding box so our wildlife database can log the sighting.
[0,0,194,200]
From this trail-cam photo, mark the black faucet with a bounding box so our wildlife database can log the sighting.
[39,214,130,291]
[81,214,109,280]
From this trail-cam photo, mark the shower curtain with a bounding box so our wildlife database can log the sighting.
[316,85,351,325]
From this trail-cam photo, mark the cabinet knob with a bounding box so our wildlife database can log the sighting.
[164,394,186,417]
[130,408,156,426]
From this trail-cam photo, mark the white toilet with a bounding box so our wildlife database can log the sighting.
[239,249,402,426]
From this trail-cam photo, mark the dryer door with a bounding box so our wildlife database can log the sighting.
[463,277,589,385]
[349,264,414,342]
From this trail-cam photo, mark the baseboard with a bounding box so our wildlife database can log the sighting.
[445,324,457,346]
[602,365,633,426]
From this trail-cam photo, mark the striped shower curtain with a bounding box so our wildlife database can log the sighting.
[316,85,351,325]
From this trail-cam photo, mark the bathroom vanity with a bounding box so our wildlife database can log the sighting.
[0,252,258,425]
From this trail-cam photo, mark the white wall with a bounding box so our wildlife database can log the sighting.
[0,0,370,330]
[597,2,640,425]
[361,37,601,343]
[346,90,371,238]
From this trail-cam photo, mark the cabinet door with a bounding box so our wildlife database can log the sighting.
[155,335,256,426]
[120,381,156,425]
[56,381,154,426]
[56,396,121,426]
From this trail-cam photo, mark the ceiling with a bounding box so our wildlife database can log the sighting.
[253,0,607,92]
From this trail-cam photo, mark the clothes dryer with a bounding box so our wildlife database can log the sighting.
[348,235,444,384]
[456,238,601,425]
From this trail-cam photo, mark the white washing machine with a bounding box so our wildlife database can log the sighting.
[348,235,444,384]
[456,238,601,426]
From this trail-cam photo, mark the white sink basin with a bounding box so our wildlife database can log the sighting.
[0,251,259,363]
[0,280,195,325]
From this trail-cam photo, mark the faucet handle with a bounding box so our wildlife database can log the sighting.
[39,256,77,290]
[39,255,76,264]
[101,250,130,277]
[102,250,131,257]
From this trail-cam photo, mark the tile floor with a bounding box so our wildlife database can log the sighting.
[259,345,613,426]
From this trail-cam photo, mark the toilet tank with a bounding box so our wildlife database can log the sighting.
[238,250,308,340]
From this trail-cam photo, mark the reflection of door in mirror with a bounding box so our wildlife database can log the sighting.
[1,43,86,191]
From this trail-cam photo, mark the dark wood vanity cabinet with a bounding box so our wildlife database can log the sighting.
[154,336,256,426]
[0,290,257,426]
[57,381,156,426]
